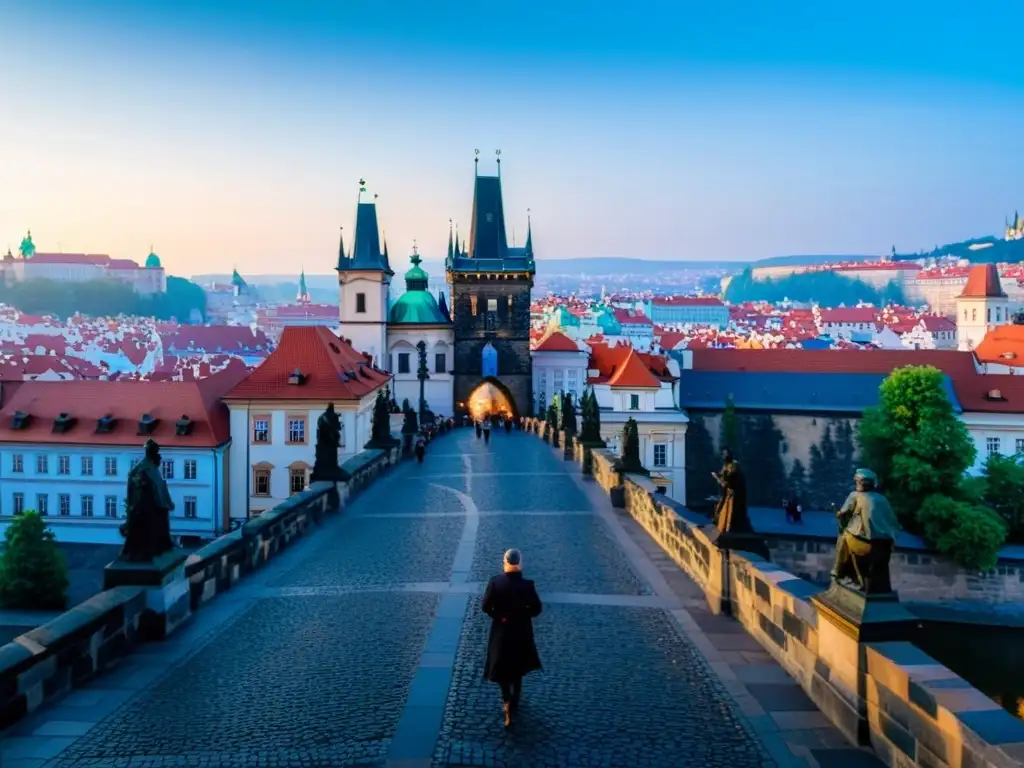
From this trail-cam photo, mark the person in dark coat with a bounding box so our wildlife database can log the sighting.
[482,548,542,728]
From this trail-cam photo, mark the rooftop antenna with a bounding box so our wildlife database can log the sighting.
[474,148,479,176]
[496,149,501,177]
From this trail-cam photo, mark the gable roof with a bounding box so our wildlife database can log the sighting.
[0,367,246,448]
[959,263,1006,299]
[533,330,581,353]
[976,325,1024,366]
[589,341,674,387]
[607,347,663,388]
[224,326,389,401]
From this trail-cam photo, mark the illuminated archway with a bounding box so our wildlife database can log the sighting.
[465,377,517,421]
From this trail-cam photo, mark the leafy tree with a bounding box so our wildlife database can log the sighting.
[685,414,718,507]
[719,394,740,458]
[858,365,1006,568]
[0,511,69,610]
[620,417,647,474]
[723,267,906,306]
[561,393,577,437]
[742,414,787,507]
[365,389,398,448]
[978,454,1024,542]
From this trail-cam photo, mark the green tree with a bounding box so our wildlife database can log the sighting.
[546,401,559,446]
[858,365,1006,568]
[743,414,787,506]
[620,417,647,474]
[719,394,740,458]
[979,454,1024,542]
[0,511,69,610]
[685,414,718,508]
[723,267,905,306]
[579,388,605,447]
[561,392,577,437]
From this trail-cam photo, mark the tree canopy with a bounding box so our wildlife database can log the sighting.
[724,267,907,307]
[0,511,69,610]
[0,276,206,322]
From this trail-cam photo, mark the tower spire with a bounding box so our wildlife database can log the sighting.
[447,219,454,260]
[336,226,346,270]
[474,149,479,176]
[525,208,533,258]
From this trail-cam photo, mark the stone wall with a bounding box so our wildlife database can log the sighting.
[525,422,1024,766]
[767,535,1024,604]
[0,445,401,730]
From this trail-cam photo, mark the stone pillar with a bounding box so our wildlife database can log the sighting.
[103,550,192,640]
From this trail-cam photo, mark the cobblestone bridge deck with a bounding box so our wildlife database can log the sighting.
[2,430,879,768]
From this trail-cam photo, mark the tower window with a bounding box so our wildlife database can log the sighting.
[356,293,366,313]
[487,298,498,313]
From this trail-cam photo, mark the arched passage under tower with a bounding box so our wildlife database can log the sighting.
[463,377,518,421]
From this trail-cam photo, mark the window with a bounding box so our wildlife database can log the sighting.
[471,295,478,316]
[59,494,70,516]
[36,454,49,474]
[13,493,24,515]
[554,371,564,389]
[653,444,667,467]
[58,455,70,475]
[987,437,1001,456]
[356,292,366,313]
[162,460,175,479]
[435,352,446,374]
[184,459,197,480]
[1016,438,1024,455]
[105,496,119,518]
[987,308,992,323]
[253,467,271,496]
[104,456,117,476]
[287,417,306,444]
[36,494,48,516]
[11,454,23,473]
[398,353,411,374]
[487,298,498,313]
[81,456,93,476]
[289,468,306,495]
[568,369,578,388]
[81,495,94,517]
[629,394,640,410]
[252,417,270,443]
[184,496,198,519]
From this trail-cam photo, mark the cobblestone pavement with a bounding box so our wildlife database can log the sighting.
[1,428,857,768]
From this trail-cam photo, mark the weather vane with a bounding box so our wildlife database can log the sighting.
[495,149,501,157]
[474,149,480,156]
[412,238,418,254]
[359,178,367,192]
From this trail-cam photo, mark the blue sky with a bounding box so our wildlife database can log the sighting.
[1,1,1022,275]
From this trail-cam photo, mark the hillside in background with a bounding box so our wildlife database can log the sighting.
[892,236,1024,264]
[748,253,878,268]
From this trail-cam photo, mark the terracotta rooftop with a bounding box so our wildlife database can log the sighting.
[958,263,1006,299]
[607,347,663,389]
[533,330,581,353]
[975,325,1024,366]
[224,326,390,401]
[0,367,247,448]
[588,342,674,388]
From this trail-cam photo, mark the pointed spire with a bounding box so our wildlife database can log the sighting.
[525,208,534,258]
[298,268,309,302]
[336,226,346,270]
[438,291,450,321]
[343,179,393,274]
[447,219,454,260]
[454,223,461,257]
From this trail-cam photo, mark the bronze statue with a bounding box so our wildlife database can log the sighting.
[312,403,342,482]
[712,448,752,533]
[118,438,175,562]
[831,468,901,594]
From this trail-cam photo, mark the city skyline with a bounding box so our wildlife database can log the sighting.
[2,1,1023,275]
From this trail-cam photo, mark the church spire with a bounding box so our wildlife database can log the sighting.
[447,219,454,260]
[297,268,309,303]
[335,226,346,270]
[339,179,393,274]
[524,209,534,259]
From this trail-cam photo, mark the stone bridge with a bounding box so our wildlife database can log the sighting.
[2,429,884,767]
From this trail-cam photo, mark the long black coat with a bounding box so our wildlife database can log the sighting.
[482,572,542,682]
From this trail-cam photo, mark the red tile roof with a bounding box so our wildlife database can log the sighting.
[163,325,271,355]
[959,263,1006,299]
[224,326,390,401]
[607,347,663,388]
[588,341,674,387]
[818,307,879,324]
[0,368,246,448]
[975,325,1024,366]
[612,309,653,326]
[533,330,580,353]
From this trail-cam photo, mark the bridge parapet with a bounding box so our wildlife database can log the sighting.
[0,445,400,730]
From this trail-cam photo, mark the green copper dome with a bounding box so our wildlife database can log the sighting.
[389,249,449,325]
[145,249,162,268]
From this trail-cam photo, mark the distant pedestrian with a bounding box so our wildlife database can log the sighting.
[476,421,483,439]
[483,417,492,444]
[504,416,512,434]
[415,433,426,463]
[482,548,542,728]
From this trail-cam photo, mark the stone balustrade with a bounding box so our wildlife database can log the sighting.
[526,422,1024,765]
[0,445,400,730]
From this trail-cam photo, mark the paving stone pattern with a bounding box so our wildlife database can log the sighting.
[5,429,830,767]
[435,599,765,768]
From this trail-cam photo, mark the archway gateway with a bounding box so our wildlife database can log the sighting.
[463,377,517,421]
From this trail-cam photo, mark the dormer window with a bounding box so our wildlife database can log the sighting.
[175,415,194,436]
[11,411,30,430]
[986,389,1007,401]
[96,414,116,433]
[288,369,306,385]
[52,412,75,434]
[138,413,158,435]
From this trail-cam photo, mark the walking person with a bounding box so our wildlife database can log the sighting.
[414,432,426,464]
[504,415,512,434]
[483,416,492,444]
[482,548,542,728]
[476,420,483,439]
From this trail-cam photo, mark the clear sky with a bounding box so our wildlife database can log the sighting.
[2,1,1023,276]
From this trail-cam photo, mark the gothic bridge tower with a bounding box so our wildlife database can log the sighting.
[446,151,536,418]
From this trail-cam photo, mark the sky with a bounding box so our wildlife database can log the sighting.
[2,1,1023,276]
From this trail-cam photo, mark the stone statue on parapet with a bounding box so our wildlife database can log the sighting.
[712,448,752,533]
[118,439,175,562]
[831,468,901,594]
[312,403,342,482]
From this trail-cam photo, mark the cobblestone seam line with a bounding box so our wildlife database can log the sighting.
[564,459,807,768]
[385,477,480,767]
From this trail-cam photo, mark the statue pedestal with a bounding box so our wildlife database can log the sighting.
[706,529,771,562]
[809,582,918,745]
[104,549,191,641]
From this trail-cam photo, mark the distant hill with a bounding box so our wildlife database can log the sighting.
[749,254,878,268]
[892,236,1024,264]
